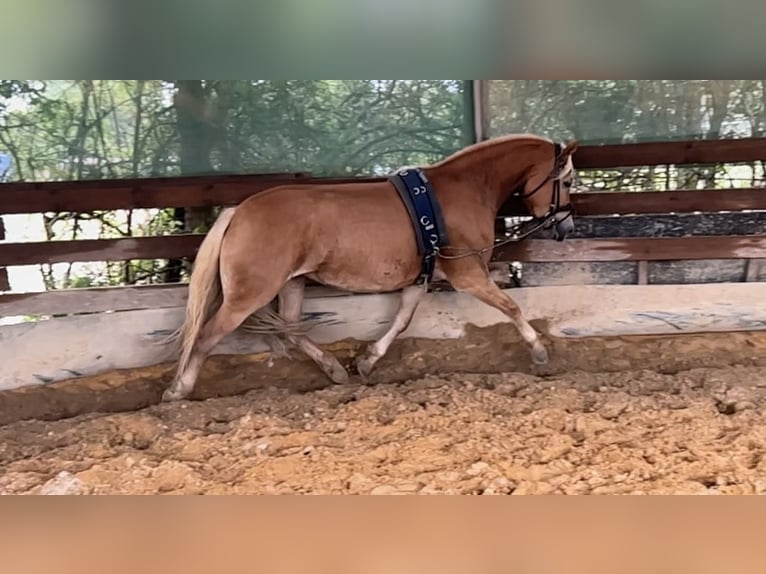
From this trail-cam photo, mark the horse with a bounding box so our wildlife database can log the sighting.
[162,134,579,402]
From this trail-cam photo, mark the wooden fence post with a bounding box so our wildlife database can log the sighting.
[637,261,649,285]
[745,259,763,282]
[0,216,8,291]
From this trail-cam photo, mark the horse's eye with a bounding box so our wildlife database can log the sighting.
[564,181,573,188]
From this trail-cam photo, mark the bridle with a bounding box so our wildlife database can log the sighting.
[436,143,575,262]
[512,142,575,240]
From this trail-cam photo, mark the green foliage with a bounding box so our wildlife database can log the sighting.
[0,80,470,289]
[488,80,766,144]
[0,80,466,182]
[1,79,764,290]
[0,81,40,102]
[487,80,766,193]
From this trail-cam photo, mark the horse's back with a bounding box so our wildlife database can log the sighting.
[227,180,424,291]
[236,180,410,230]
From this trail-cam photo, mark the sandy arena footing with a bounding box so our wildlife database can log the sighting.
[1,327,766,495]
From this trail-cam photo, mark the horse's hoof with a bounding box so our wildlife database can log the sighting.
[531,344,549,366]
[161,386,187,402]
[326,362,350,385]
[355,355,375,380]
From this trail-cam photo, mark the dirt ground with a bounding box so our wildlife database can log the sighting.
[3,360,766,495]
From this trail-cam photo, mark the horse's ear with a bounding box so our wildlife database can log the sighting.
[555,140,579,172]
[562,140,579,157]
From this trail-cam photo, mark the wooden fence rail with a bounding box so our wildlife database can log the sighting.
[1,186,764,269]
[574,137,766,169]
[495,236,766,263]
[1,137,765,318]
[1,137,765,215]
[0,216,8,291]
[0,172,310,214]
[2,234,765,268]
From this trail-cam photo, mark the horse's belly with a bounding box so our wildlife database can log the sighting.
[307,250,421,293]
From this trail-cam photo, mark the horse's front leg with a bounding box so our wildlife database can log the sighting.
[446,261,549,365]
[356,285,425,379]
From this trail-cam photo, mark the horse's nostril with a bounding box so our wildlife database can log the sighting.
[554,216,575,241]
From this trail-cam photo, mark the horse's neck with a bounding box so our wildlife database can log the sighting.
[426,138,543,211]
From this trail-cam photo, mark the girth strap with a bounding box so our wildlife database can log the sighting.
[389,168,449,285]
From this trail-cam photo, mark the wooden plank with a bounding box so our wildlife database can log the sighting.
[0,262,512,318]
[493,235,766,263]
[0,235,204,266]
[519,262,638,287]
[0,283,351,318]
[518,259,765,287]
[6,181,764,219]
[499,188,766,218]
[2,283,765,392]
[473,80,490,142]
[1,140,763,216]
[0,284,188,316]
[649,260,749,285]
[574,137,766,169]
[3,234,766,267]
[745,260,764,282]
[0,216,7,291]
[0,172,311,214]
[637,261,649,285]
[563,188,766,217]
[566,211,766,239]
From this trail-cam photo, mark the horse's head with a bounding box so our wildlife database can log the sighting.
[518,140,578,242]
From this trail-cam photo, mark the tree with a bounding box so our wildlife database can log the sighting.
[0,80,469,290]
[487,80,765,192]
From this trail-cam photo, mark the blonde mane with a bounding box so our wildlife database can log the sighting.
[430,133,555,168]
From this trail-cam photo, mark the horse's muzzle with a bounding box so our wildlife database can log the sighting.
[552,211,575,242]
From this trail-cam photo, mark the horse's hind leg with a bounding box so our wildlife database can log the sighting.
[356,285,424,379]
[279,277,349,385]
[163,301,259,402]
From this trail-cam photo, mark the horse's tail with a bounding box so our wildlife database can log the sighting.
[167,207,237,377]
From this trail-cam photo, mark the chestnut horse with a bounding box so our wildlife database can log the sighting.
[163,134,579,402]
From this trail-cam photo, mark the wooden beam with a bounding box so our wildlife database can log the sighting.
[0,262,516,318]
[0,282,352,318]
[2,138,764,216]
[0,172,310,215]
[569,188,766,216]
[0,284,188,316]
[564,211,766,239]
[499,188,766,218]
[0,216,7,291]
[2,233,765,268]
[574,137,766,169]
[7,179,763,219]
[493,236,766,263]
[637,261,649,285]
[2,284,766,395]
[0,235,204,266]
[472,80,490,142]
[14,176,758,220]
[745,259,764,282]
